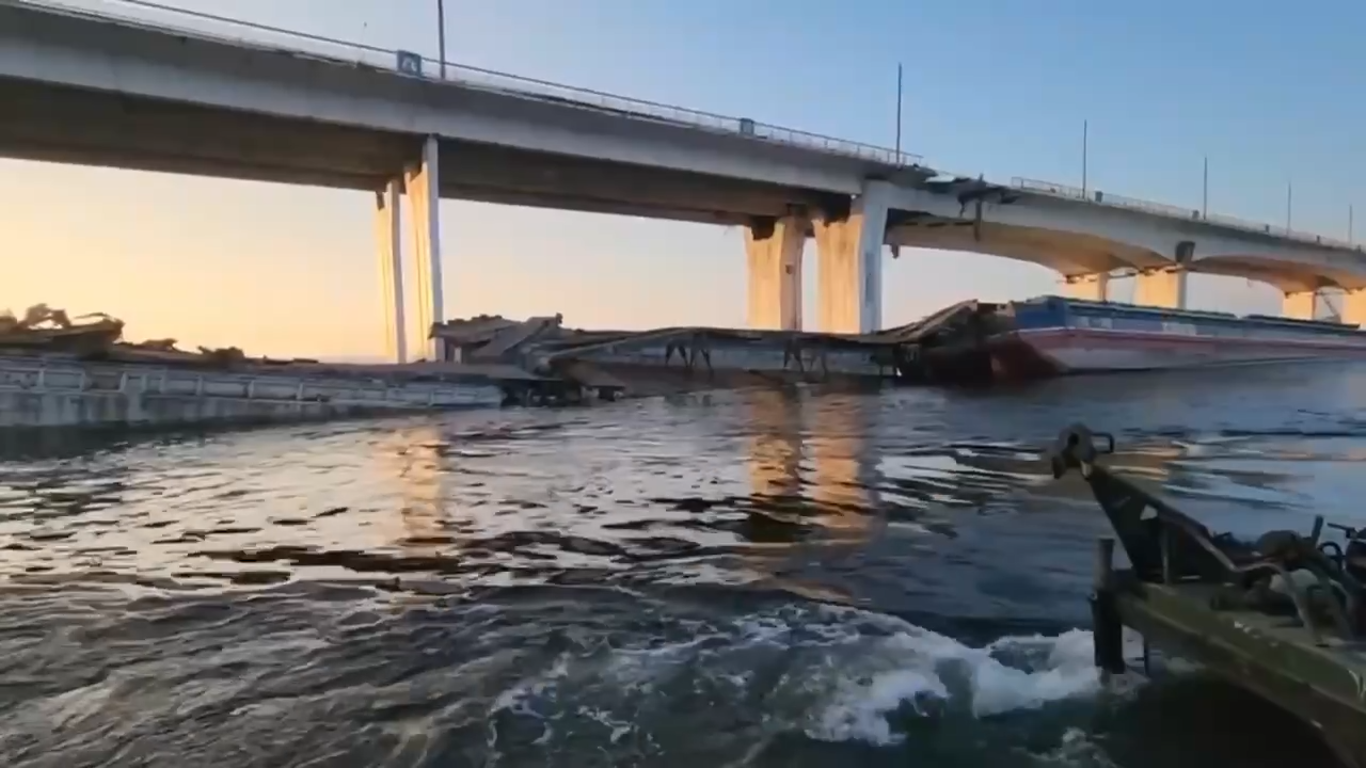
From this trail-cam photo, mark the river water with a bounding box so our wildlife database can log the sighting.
[3,363,1366,767]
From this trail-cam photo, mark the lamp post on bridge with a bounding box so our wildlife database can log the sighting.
[1081,119,1088,198]
[894,62,904,163]
[1201,156,1208,219]
[1286,180,1293,234]
[436,0,447,79]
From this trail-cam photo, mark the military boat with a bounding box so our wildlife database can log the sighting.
[1050,424,1366,768]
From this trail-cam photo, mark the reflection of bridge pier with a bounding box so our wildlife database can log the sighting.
[806,394,874,531]
[378,426,449,556]
[743,389,876,535]
[745,389,803,502]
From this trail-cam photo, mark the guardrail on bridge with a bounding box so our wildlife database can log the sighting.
[1011,178,1358,251]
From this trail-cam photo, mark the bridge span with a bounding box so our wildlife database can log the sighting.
[2,0,1363,359]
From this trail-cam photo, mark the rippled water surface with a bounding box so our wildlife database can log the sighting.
[5,363,1366,767]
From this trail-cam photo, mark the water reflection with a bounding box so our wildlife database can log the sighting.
[743,388,877,536]
[380,426,448,556]
[735,388,881,602]
[806,393,875,531]
[745,388,802,502]
[0,446,138,579]
[3,376,1366,596]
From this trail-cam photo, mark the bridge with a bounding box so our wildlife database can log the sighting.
[2,0,1363,361]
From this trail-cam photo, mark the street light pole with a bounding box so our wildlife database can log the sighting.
[1201,156,1208,219]
[1286,180,1293,233]
[894,63,904,162]
[1081,119,1088,198]
[437,0,447,79]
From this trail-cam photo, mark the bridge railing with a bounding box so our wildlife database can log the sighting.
[1203,211,1358,249]
[1011,177,1360,251]
[1205,211,1278,235]
[11,0,920,167]
[1012,177,1089,201]
[1094,191,1201,222]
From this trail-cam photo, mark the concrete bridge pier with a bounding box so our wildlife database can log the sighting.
[745,213,808,331]
[1282,290,1318,320]
[375,179,408,363]
[1133,241,1192,310]
[1133,267,1188,309]
[1341,291,1366,326]
[1063,273,1111,302]
[814,180,891,334]
[404,136,445,359]
[374,136,445,362]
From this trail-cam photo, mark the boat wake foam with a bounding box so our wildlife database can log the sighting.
[487,602,1134,754]
[806,624,1103,744]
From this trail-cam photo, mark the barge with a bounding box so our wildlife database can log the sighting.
[3,302,951,431]
[1051,424,1366,768]
[0,354,516,430]
[963,296,1366,379]
[0,304,553,430]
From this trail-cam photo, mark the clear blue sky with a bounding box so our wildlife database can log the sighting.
[5,0,1361,358]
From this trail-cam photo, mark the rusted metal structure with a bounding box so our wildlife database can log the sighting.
[427,300,999,391]
[1051,424,1366,768]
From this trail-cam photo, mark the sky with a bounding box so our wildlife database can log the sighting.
[5,0,1364,360]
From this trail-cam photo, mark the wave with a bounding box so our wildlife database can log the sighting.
[486,601,1119,755]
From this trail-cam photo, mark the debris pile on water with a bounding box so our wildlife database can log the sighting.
[0,302,311,369]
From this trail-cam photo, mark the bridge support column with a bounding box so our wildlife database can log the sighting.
[375,179,407,363]
[1133,268,1188,309]
[1282,290,1317,320]
[1063,273,1110,302]
[404,135,444,359]
[1339,290,1366,326]
[745,214,808,331]
[813,180,891,334]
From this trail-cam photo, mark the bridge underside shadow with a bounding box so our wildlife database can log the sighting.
[0,77,841,227]
[436,143,839,226]
[0,76,412,189]
[885,216,1366,320]
[886,217,1166,277]
[1192,254,1366,293]
[1192,254,1366,321]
